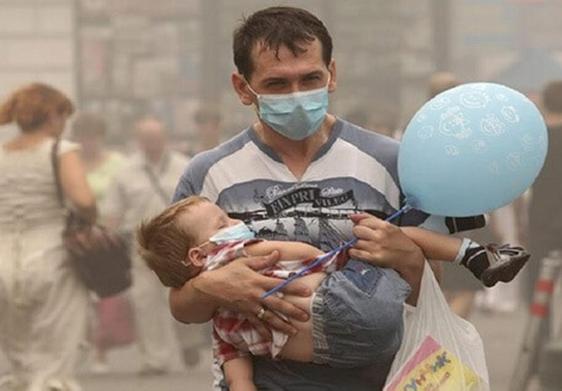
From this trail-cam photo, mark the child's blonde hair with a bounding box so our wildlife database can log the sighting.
[137,195,209,288]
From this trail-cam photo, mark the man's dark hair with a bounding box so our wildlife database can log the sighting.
[542,80,562,113]
[233,6,333,80]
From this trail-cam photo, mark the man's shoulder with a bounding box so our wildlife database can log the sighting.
[334,118,401,179]
[337,118,400,157]
[173,129,253,201]
[186,130,252,174]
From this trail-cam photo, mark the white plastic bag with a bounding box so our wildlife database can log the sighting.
[384,262,490,391]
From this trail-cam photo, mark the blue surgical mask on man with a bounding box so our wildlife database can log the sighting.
[209,222,256,244]
[247,78,330,140]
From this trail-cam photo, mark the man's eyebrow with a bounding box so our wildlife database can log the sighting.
[261,76,287,84]
[303,71,323,78]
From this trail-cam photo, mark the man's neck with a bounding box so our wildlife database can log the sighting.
[254,114,336,179]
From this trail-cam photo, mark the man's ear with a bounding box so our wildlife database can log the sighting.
[186,247,206,268]
[328,59,337,93]
[232,72,255,106]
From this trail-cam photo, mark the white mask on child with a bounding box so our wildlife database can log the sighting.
[209,222,255,244]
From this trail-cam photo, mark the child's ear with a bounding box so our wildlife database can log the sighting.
[186,247,206,268]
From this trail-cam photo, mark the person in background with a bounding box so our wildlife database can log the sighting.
[527,80,562,303]
[344,108,398,139]
[103,117,190,375]
[193,106,222,153]
[71,112,130,373]
[72,113,125,206]
[0,83,96,390]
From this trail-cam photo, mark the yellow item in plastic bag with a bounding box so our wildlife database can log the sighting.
[385,336,480,391]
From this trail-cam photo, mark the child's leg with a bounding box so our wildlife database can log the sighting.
[402,226,530,287]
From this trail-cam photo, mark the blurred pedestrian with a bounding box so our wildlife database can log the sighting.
[103,117,190,375]
[0,83,96,390]
[72,112,125,207]
[71,112,134,374]
[193,106,222,153]
[527,80,562,302]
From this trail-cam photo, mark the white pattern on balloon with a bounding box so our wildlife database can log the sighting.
[460,90,491,109]
[472,139,488,154]
[429,96,451,111]
[481,114,506,136]
[439,107,472,139]
[501,106,520,123]
[417,125,434,139]
[444,145,460,156]
[495,93,508,102]
[506,152,522,170]
[521,134,538,152]
[416,112,428,123]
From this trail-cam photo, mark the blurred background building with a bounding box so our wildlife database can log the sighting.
[1,0,562,149]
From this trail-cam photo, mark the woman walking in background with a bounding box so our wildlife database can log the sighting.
[0,83,96,390]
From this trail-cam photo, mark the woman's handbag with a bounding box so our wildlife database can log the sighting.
[51,138,132,298]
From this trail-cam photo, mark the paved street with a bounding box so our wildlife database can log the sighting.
[0,304,554,390]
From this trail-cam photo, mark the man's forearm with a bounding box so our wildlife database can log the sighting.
[394,254,424,306]
[169,275,219,323]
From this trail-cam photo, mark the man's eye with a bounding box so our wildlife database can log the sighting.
[266,81,285,88]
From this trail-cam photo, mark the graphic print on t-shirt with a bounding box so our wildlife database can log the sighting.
[225,181,390,251]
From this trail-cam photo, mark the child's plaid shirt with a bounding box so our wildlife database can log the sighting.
[207,239,348,365]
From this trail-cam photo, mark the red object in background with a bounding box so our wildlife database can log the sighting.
[92,294,136,349]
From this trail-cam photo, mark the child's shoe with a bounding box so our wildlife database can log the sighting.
[462,243,530,287]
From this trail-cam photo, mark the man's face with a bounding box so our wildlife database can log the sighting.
[245,38,335,96]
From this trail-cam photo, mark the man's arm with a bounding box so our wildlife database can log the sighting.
[349,213,425,305]
[169,252,312,336]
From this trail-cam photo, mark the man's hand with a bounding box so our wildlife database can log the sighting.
[193,251,312,337]
[348,213,425,303]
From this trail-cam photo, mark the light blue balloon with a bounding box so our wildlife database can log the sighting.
[398,82,548,217]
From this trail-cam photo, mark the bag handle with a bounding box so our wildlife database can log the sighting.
[143,160,170,205]
[50,137,65,207]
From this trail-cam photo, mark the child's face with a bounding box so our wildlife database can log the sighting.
[179,201,241,246]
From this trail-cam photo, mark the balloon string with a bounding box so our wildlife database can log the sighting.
[261,204,413,299]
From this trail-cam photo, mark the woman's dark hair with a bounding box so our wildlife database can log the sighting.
[233,6,333,80]
[542,80,562,113]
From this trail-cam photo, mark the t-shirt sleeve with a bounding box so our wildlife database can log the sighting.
[172,166,197,202]
[397,198,486,234]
